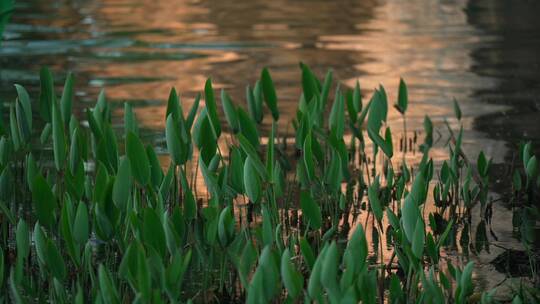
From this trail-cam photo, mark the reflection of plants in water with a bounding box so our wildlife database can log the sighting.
[0,64,538,303]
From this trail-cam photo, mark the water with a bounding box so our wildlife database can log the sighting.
[1,0,540,296]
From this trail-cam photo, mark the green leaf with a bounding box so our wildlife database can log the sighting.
[186,92,200,130]
[47,238,66,280]
[33,223,47,267]
[300,63,320,104]
[52,100,66,171]
[126,131,150,186]
[324,149,342,192]
[16,220,30,260]
[166,87,182,122]
[299,238,316,271]
[526,156,538,180]
[329,87,345,138]
[220,89,240,132]
[73,202,89,244]
[353,80,362,113]
[453,98,462,121]
[124,102,139,137]
[261,206,273,246]
[31,174,57,228]
[401,195,418,242]
[368,178,383,223]
[318,70,332,108]
[367,89,387,134]
[281,249,303,299]
[60,73,74,126]
[204,78,221,138]
[112,157,132,210]
[261,68,279,121]
[303,132,315,181]
[166,114,187,165]
[98,265,120,304]
[243,156,261,203]
[412,218,425,259]
[395,78,408,114]
[300,191,322,229]
[218,206,235,247]
[238,107,260,150]
[143,208,167,258]
[14,84,32,133]
[193,109,217,165]
[39,67,55,122]
[321,242,338,291]
[237,134,266,179]
[146,145,163,188]
[0,0,13,43]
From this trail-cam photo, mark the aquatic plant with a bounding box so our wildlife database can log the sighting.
[0,65,538,303]
[0,0,12,43]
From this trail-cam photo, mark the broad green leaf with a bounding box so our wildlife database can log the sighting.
[126,131,150,186]
[47,239,66,280]
[14,84,32,132]
[218,206,234,247]
[220,89,240,132]
[16,220,29,260]
[329,87,345,138]
[166,87,182,122]
[204,78,221,137]
[98,265,120,304]
[281,249,303,299]
[52,100,66,171]
[526,156,538,180]
[31,174,57,228]
[246,84,263,124]
[300,63,320,105]
[143,208,167,257]
[186,92,200,130]
[112,157,132,210]
[401,195,418,242]
[238,107,260,150]
[39,67,55,122]
[353,80,362,113]
[124,102,139,137]
[166,114,187,165]
[453,98,462,121]
[260,68,279,121]
[412,218,425,259]
[73,202,89,244]
[321,242,338,291]
[60,73,74,126]
[320,70,333,107]
[299,238,316,271]
[243,156,261,203]
[146,146,163,187]
[303,132,315,181]
[193,108,217,165]
[368,178,383,223]
[395,78,408,114]
[300,191,322,229]
[324,149,342,192]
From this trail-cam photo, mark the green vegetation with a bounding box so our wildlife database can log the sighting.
[0,0,13,43]
[0,64,538,303]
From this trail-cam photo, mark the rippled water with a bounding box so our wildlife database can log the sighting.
[1,0,540,294]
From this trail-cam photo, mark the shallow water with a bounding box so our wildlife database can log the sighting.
[1,0,539,296]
